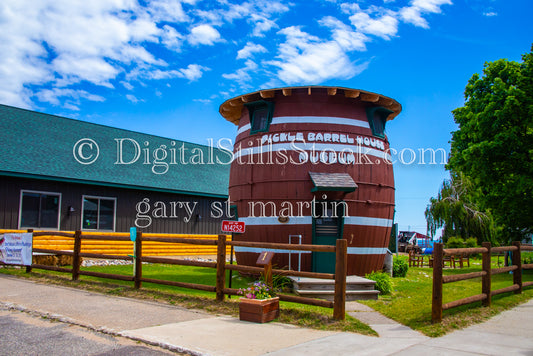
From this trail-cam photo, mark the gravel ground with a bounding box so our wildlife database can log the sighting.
[81,255,223,267]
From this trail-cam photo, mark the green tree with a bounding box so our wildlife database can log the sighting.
[447,45,533,242]
[425,173,496,244]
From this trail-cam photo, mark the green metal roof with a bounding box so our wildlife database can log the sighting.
[0,104,230,198]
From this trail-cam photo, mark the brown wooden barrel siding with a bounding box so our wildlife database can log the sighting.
[228,88,396,276]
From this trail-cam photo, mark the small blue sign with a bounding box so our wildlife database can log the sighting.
[130,227,137,242]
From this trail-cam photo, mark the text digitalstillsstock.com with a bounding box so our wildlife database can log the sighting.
[73,137,448,174]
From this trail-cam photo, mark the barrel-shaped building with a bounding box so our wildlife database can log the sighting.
[219,86,401,276]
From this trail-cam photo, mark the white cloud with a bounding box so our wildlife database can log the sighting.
[411,0,452,13]
[400,0,452,29]
[190,1,288,36]
[180,64,208,81]
[250,14,278,37]
[268,26,368,85]
[348,12,398,40]
[193,10,225,26]
[52,55,119,88]
[0,0,217,108]
[0,0,168,107]
[188,24,222,45]
[146,0,190,23]
[142,64,209,81]
[35,88,105,106]
[237,42,268,59]
[121,81,134,90]
[222,60,258,86]
[224,3,253,22]
[0,0,453,110]
[258,1,290,15]
[161,25,184,51]
[126,94,140,103]
[194,98,212,103]
[483,12,497,17]
[319,17,368,51]
[63,102,81,111]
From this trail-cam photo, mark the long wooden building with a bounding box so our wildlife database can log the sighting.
[0,104,230,235]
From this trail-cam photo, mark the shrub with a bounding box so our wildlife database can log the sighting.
[523,252,533,265]
[366,271,392,295]
[464,237,478,248]
[446,236,465,249]
[392,257,409,278]
[272,274,293,293]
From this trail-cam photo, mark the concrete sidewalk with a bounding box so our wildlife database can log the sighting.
[0,274,532,355]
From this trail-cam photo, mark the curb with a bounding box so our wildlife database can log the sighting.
[0,301,203,356]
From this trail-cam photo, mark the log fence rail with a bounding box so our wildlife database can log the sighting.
[432,242,533,323]
[1,230,348,320]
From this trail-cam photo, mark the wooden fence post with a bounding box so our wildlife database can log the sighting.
[481,242,491,307]
[432,243,443,323]
[216,234,227,302]
[134,231,143,289]
[256,252,274,287]
[512,241,522,294]
[333,238,347,321]
[26,229,33,273]
[72,230,82,281]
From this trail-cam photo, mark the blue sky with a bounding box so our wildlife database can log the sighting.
[1,0,531,236]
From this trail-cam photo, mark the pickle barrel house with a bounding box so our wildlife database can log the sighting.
[0,104,230,235]
[219,86,402,276]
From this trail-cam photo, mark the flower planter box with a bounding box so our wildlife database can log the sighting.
[239,297,280,323]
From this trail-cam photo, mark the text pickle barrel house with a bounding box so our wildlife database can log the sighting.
[219,86,401,276]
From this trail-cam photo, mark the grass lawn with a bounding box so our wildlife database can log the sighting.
[0,262,376,336]
[362,255,533,337]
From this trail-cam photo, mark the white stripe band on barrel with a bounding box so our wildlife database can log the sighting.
[240,216,312,225]
[344,216,393,228]
[233,246,387,255]
[347,247,388,255]
[237,116,370,136]
[239,216,392,228]
[233,142,391,161]
[234,247,312,254]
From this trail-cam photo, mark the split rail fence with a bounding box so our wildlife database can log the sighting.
[432,242,533,323]
[2,230,348,320]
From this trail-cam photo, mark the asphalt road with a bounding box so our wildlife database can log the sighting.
[0,307,180,356]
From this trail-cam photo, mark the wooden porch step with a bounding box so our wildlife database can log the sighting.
[295,289,380,301]
[289,276,380,301]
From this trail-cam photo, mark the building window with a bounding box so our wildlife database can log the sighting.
[19,190,61,229]
[82,196,116,231]
[366,106,393,138]
[245,101,274,134]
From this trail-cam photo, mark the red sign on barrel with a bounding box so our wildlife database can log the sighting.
[221,220,245,233]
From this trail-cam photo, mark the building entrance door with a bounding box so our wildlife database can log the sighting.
[312,201,344,273]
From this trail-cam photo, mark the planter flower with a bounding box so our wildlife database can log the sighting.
[238,281,279,323]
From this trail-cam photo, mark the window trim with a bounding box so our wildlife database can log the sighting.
[366,106,393,139]
[18,190,62,230]
[245,100,274,135]
[81,195,117,232]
